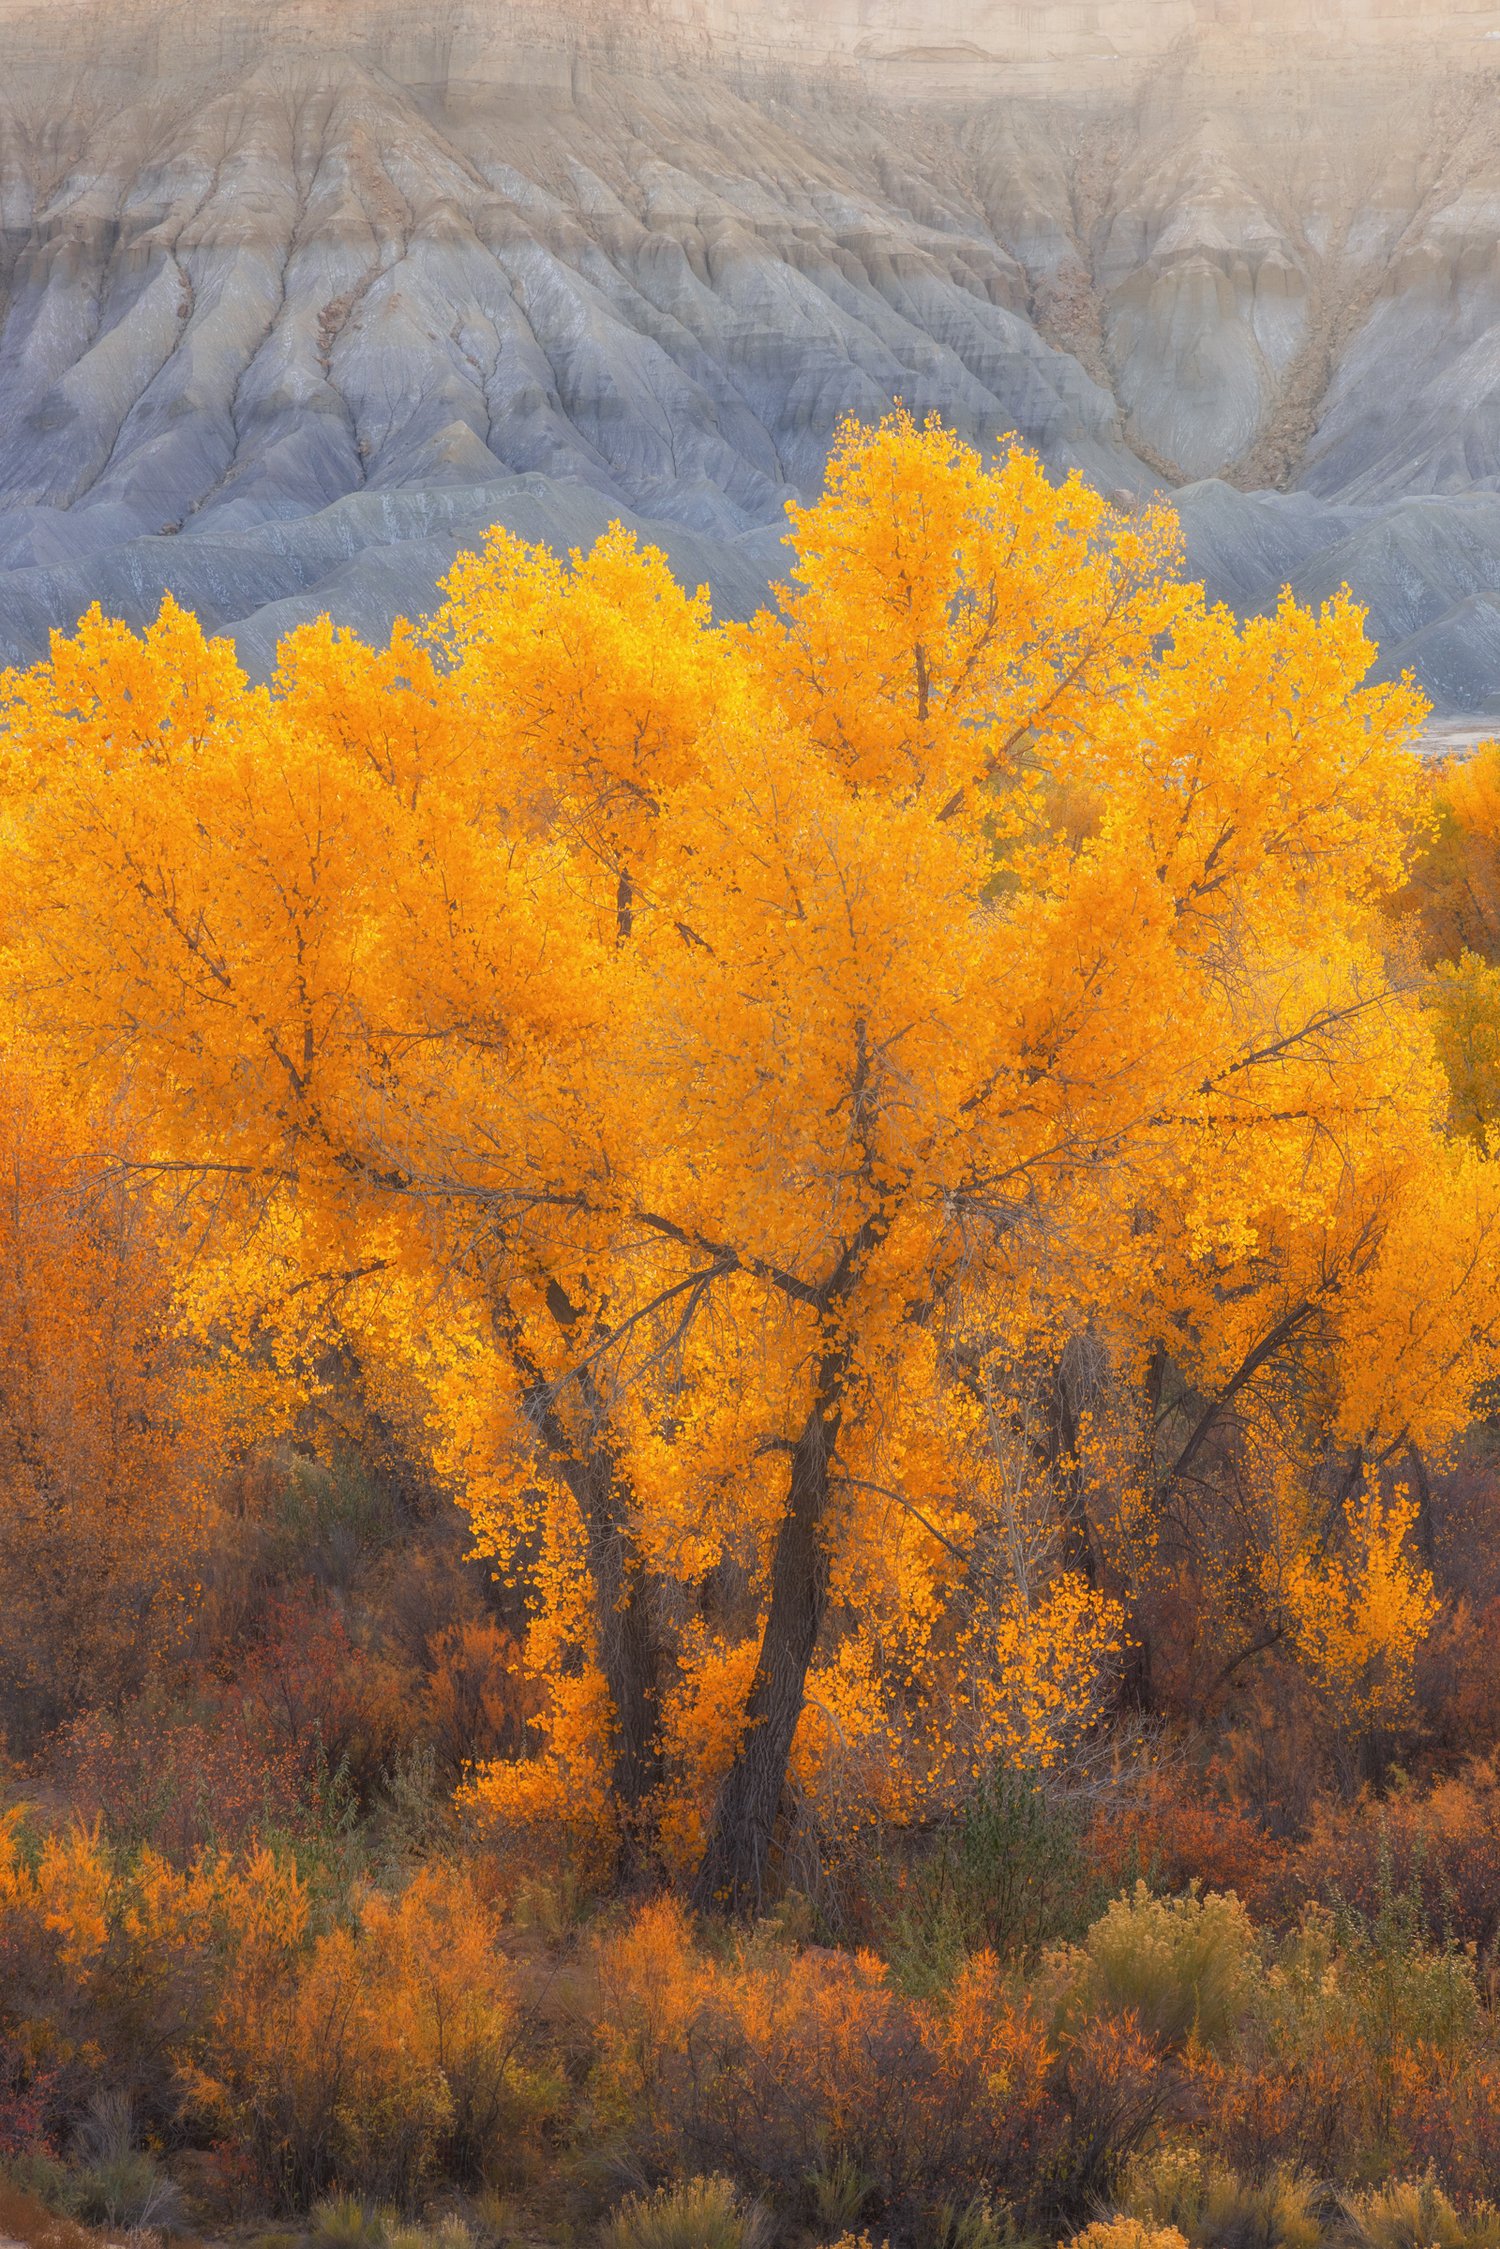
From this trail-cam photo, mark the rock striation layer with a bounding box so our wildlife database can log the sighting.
[5,0,1500,703]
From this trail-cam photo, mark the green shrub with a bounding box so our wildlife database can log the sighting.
[467,2190,523,2248]
[806,2155,875,2237]
[269,1452,400,1593]
[886,1769,1095,1992]
[66,2092,183,2232]
[386,2226,430,2249]
[68,2150,182,2231]
[918,2196,1029,2249]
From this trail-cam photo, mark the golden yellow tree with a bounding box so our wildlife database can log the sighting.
[4,416,1498,1910]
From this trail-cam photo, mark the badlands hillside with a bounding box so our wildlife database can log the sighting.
[4,0,1500,701]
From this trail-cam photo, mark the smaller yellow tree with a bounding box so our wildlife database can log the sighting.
[1278,1483,1440,1732]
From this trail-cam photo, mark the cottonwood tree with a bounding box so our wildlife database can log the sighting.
[4,417,1498,1910]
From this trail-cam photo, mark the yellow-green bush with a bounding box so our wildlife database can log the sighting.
[1118,2144,1322,2249]
[1342,2177,1500,2249]
[600,2177,767,2249]
[1049,1886,1258,2053]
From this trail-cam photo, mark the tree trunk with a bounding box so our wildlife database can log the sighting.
[571,1417,663,1827]
[1043,1340,1098,1586]
[1406,1441,1438,1570]
[691,1353,844,1916]
[498,1303,663,1864]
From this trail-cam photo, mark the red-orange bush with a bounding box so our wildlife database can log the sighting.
[235,1591,420,1797]
[584,1899,1168,2233]
[53,1697,303,1859]
[1085,1769,1285,1915]
[1407,2055,1500,2202]
[1277,1767,1500,1951]
[1184,2046,1361,2176]
[1417,1597,1500,1756]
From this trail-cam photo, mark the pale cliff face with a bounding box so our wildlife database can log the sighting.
[5,0,1500,79]
[2,0,1500,708]
[652,0,1500,74]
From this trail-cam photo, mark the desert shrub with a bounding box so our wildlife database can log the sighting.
[46,1581,427,1861]
[310,2196,392,2249]
[600,2175,767,2249]
[1403,2063,1500,2207]
[1118,2144,1323,2249]
[1294,1885,1475,2079]
[66,2090,182,2232]
[0,1815,548,2202]
[0,2031,52,2160]
[1340,2176,1500,2249]
[917,2197,1023,2249]
[305,2209,489,2249]
[51,1693,305,1860]
[1050,1886,1259,2054]
[1183,1880,1480,2179]
[1205,1680,1331,1843]
[68,2145,182,2230]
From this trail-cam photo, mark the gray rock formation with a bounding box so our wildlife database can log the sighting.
[6,1,1500,706]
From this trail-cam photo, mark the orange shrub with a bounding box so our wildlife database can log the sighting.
[583,1898,1167,2233]
[0,1811,228,2136]
[0,1812,544,2206]
[194,1862,546,2206]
